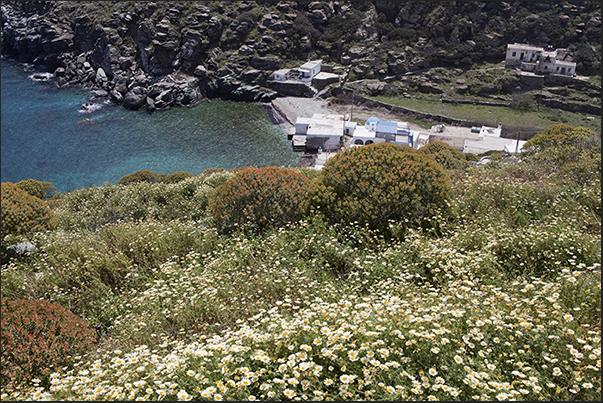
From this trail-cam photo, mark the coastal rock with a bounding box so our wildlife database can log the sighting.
[110,89,123,103]
[268,80,317,98]
[123,86,148,110]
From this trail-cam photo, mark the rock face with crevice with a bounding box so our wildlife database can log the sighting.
[1,1,600,111]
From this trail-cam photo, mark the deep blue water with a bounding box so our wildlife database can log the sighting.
[1,58,299,193]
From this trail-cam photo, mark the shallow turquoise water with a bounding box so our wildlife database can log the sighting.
[1,58,299,192]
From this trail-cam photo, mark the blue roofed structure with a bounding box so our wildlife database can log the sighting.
[376,120,398,141]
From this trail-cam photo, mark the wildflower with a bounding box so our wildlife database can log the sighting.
[454,355,463,364]
[429,368,437,376]
[340,374,356,384]
[284,389,296,399]
[552,367,562,376]
[177,390,191,400]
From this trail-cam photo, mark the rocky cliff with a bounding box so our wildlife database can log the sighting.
[1,1,600,111]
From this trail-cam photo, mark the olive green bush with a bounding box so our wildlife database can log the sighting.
[522,124,600,184]
[419,140,471,170]
[117,170,165,185]
[15,179,56,199]
[208,166,310,234]
[164,171,194,184]
[1,182,56,236]
[306,143,452,235]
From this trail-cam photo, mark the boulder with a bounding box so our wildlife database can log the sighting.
[96,67,107,84]
[110,89,123,103]
[123,86,148,110]
[193,65,207,77]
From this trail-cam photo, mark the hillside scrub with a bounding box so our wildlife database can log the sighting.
[209,166,310,234]
[0,126,600,401]
[307,143,452,237]
[1,182,56,236]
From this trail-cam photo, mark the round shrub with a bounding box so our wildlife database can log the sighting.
[117,170,164,185]
[419,141,470,170]
[15,179,56,199]
[1,298,96,387]
[165,171,193,184]
[307,143,452,234]
[1,182,56,236]
[208,166,310,234]
[523,124,594,151]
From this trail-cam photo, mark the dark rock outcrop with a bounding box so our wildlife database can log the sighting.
[1,1,599,113]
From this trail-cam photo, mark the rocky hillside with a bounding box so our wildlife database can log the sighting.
[1,1,600,111]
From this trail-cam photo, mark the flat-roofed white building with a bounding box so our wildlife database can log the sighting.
[273,68,291,81]
[299,60,322,78]
[505,43,576,76]
[294,113,344,152]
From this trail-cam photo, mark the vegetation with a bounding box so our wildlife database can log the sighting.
[15,179,56,199]
[1,298,96,389]
[419,141,471,170]
[1,182,56,236]
[370,93,601,135]
[307,143,451,237]
[522,124,601,185]
[0,124,600,401]
[209,166,310,234]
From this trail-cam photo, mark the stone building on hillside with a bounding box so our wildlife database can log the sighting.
[505,43,576,76]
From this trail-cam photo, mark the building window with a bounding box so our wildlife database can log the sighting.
[512,51,516,57]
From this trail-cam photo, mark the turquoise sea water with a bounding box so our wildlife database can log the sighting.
[1,58,299,193]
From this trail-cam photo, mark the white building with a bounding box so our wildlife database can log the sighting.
[299,60,322,78]
[349,117,414,147]
[505,43,576,76]
[422,123,525,154]
[294,113,345,152]
[273,68,291,81]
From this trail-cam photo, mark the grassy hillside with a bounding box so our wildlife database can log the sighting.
[1,136,601,401]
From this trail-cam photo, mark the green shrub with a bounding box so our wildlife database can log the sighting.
[54,178,215,231]
[164,171,193,184]
[15,179,56,199]
[1,298,96,388]
[464,152,479,162]
[419,141,471,170]
[523,124,594,151]
[117,170,165,185]
[522,124,600,184]
[208,166,310,234]
[307,143,452,235]
[1,182,56,236]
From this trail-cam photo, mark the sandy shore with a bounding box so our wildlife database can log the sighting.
[270,96,336,129]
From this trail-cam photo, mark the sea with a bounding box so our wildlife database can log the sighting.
[1,58,299,193]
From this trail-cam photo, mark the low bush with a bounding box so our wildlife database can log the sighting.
[117,170,165,185]
[1,182,56,236]
[1,298,96,388]
[164,171,193,184]
[307,143,452,236]
[522,124,600,184]
[53,178,215,231]
[15,179,56,199]
[419,141,471,170]
[208,166,310,234]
